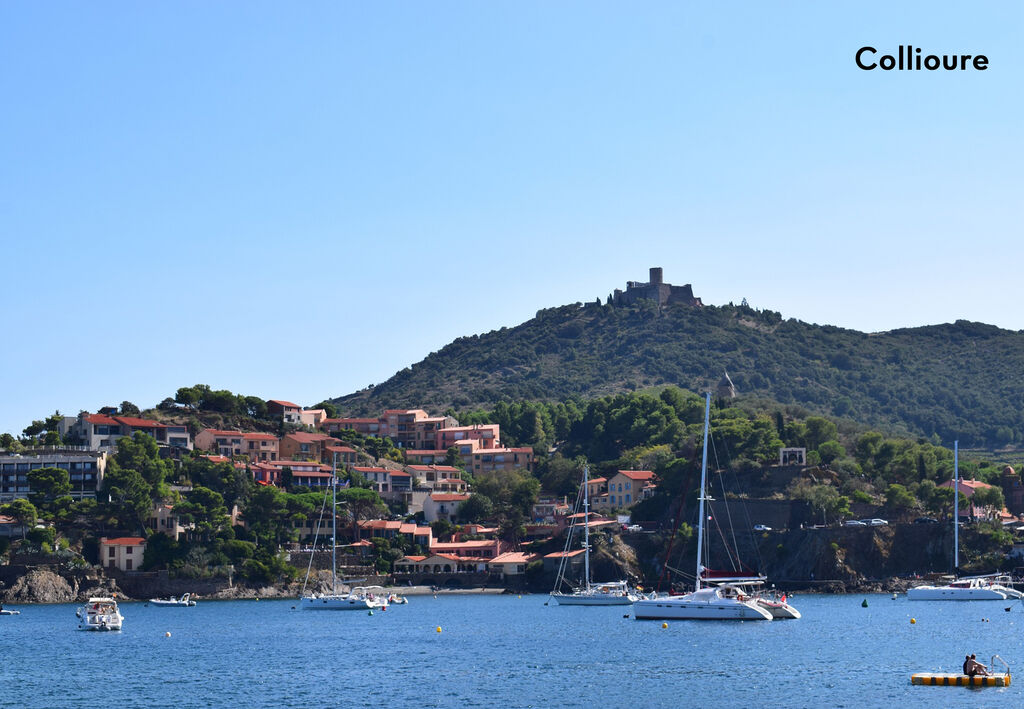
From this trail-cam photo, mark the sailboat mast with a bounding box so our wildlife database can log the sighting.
[583,464,591,592]
[332,454,338,596]
[695,392,711,592]
[953,440,959,575]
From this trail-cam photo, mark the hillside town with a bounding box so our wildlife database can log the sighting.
[4,391,1024,602]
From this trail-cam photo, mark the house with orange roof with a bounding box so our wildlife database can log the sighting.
[321,417,384,436]
[67,412,191,452]
[489,551,539,577]
[407,465,467,492]
[267,400,302,424]
[465,446,534,475]
[602,470,656,510]
[542,548,586,577]
[437,423,500,451]
[299,408,327,428]
[423,492,472,523]
[195,429,246,457]
[941,477,1013,521]
[323,444,358,467]
[242,432,279,462]
[250,459,331,486]
[99,536,147,571]
[280,432,336,462]
[404,449,449,465]
[429,539,510,559]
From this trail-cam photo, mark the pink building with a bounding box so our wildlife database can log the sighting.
[436,424,500,451]
[279,432,336,462]
[267,400,302,424]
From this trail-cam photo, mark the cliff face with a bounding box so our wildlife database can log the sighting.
[0,566,116,604]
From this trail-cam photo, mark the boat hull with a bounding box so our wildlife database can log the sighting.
[906,586,1008,600]
[757,600,801,619]
[300,595,376,611]
[550,592,638,606]
[633,596,773,621]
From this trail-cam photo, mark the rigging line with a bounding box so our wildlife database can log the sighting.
[554,470,587,593]
[301,489,331,595]
[708,501,740,571]
[709,432,742,569]
[656,452,698,593]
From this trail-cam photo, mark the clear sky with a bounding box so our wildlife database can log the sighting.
[1,2,1021,436]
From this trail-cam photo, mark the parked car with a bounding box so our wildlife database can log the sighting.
[843,520,867,527]
[625,524,643,532]
[914,517,939,525]
[753,524,772,532]
[861,518,888,526]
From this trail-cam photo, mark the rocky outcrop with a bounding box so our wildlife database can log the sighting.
[3,568,77,603]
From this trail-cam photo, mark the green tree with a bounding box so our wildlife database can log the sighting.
[120,401,140,416]
[817,440,846,465]
[26,466,72,514]
[173,486,229,537]
[884,483,917,518]
[112,432,173,499]
[1,498,37,539]
[101,467,152,533]
[457,494,494,523]
[337,487,387,541]
[970,486,1006,518]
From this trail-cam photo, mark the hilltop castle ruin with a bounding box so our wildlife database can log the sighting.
[611,267,703,308]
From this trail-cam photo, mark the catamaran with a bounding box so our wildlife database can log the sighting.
[633,393,773,621]
[907,441,1022,601]
[550,465,642,605]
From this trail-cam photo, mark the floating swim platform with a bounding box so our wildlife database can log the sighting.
[911,673,1010,687]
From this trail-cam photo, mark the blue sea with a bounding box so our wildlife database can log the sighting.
[0,593,1020,708]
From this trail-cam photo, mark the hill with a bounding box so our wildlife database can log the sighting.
[331,297,1024,448]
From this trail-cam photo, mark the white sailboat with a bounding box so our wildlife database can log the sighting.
[908,441,1022,601]
[300,458,387,611]
[633,393,773,621]
[550,465,642,605]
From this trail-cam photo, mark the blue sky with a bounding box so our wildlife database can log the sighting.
[1,2,1021,436]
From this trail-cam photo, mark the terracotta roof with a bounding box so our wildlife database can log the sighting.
[490,552,536,564]
[113,416,165,428]
[430,494,470,502]
[201,455,231,463]
[588,477,607,485]
[400,555,427,562]
[102,537,146,546]
[389,471,411,477]
[324,445,356,453]
[616,470,655,481]
[202,429,244,437]
[268,400,300,408]
[283,432,334,443]
[544,549,586,558]
[323,418,381,424]
[85,414,119,425]
[242,432,278,441]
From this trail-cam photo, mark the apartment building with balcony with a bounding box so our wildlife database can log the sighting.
[0,449,107,502]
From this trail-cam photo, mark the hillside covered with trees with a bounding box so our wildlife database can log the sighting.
[331,300,1024,448]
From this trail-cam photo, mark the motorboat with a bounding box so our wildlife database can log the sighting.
[350,586,389,610]
[907,441,1023,601]
[149,593,197,607]
[550,464,643,606]
[633,394,772,622]
[0,607,20,615]
[387,593,409,605]
[77,597,123,631]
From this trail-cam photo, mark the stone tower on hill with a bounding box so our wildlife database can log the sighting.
[611,267,703,308]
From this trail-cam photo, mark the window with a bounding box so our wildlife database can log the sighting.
[126,547,133,555]
[125,558,133,570]
[108,547,116,558]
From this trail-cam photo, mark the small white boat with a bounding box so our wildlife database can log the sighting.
[387,593,409,605]
[77,597,123,631]
[149,593,197,607]
[0,608,20,615]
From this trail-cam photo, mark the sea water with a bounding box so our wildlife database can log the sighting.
[0,593,1019,708]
